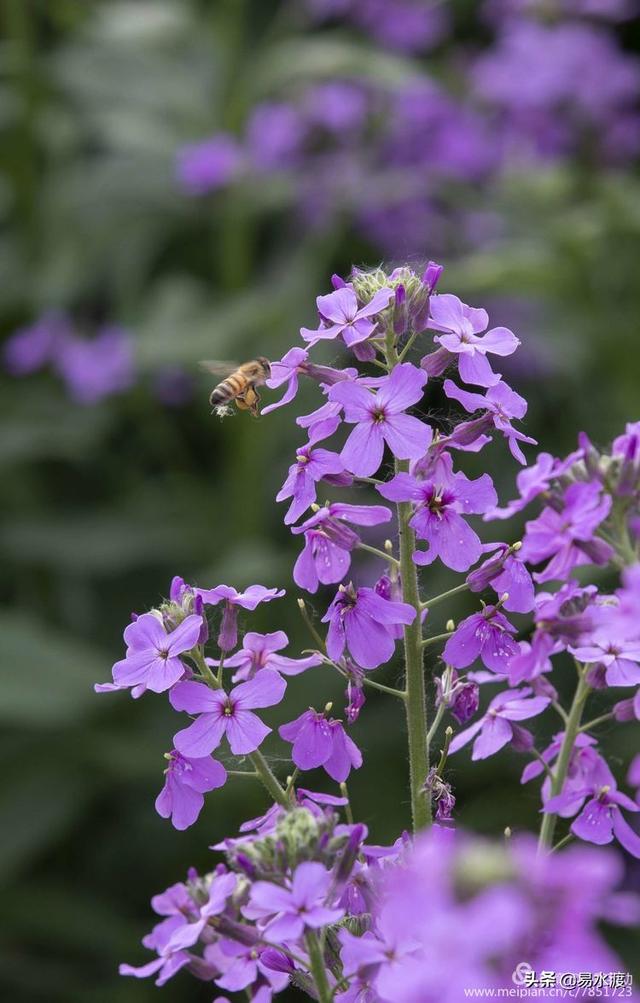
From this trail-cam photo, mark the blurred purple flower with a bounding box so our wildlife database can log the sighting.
[176,134,242,195]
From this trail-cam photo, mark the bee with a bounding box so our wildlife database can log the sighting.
[199,357,271,417]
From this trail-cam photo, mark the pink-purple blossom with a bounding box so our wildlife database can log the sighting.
[276,417,345,524]
[424,293,520,387]
[520,481,613,582]
[196,584,285,650]
[544,783,640,858]
[322,583,416,669]
[244,861,344,940]
[449,688,550,760]
[155,750,227,830]
[279,709,363,781]
[107,612,202,695]
[292,501,392,592]
[170,672,286,757]
[210,630,322,682]
[329,363,430,477]
[443,605,519,674]
[443,378,536,464]
[301,286,393,348]
[379,453,497,571]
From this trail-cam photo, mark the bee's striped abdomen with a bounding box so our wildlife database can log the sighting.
[209,373,246,405]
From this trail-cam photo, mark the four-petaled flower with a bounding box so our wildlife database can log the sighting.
[570,635,640,686]
[279,709,363,782]
[301,286,394,348]
[210,630,322,682]
[196,583,285,651]
[379,452,497,571]
[519,481,613,583]
[276,417,345,524]
[155,749,227,830]
[244,861,344,940]
[108,612,203,695]
[544,783,640,858]
[292,502,392,593]
[170,671,287,757]
[443,605,519,673]
[329,363,431,477]
[449,688,551,760]
[444,378,537,464]
[322,583,416,669]
[423,293,519,387]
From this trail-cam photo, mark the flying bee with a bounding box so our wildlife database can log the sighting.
[199,357,271,417]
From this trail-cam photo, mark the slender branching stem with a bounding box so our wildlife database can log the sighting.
[538,666,591,852]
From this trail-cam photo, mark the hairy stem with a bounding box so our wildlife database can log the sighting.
[384,330,431,831]
[538,669,590,852]
[306,931,333,1003]
[396,473,431,830]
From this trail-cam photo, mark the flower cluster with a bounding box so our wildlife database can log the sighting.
[176,3,640,257]
[101,260,640,1001]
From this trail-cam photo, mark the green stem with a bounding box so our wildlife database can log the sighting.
[305,931,333,1003]
[384,329,431,832]
[421,630,454,649]
[538,670,590,852]
[579,712,613,733]
[362,677,407,700]
[421,582,470,610]
[191,647,289,808]
[357,542,399,567]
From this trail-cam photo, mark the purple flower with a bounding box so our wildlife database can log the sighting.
[301,286,393,348]
[379,453,497,572]
[107,612,202,694]
[450,681,480,725]
[544,783,640,858]
[3,312,70,375]
[425,293,519,387]
[467,543,535,613]
[262,347,350,415]
[244,861,344,940]
[443,605,519,674]
[329,364,430,477]
[570,635,640,687]
[176,134,242,195]
[246,101,305,171]
[55,325,135,405]
[211,630,322,682]
[155,750,227,830]
[522,733,614,816]
[170,671,286,757]
[292,502,392,592]
[520,481,613,583]
[164,872,238,951]
[443,378,536,463]
[322,583,416,669]
[449,688,550,760]
[279,709,363,782]
[276,417,344,524]
[212,940,288,995]
[196,584,285,650]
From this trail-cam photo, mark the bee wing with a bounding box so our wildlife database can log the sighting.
[198,360,239,377]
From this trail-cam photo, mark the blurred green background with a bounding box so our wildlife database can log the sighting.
[1,1,640,1000]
